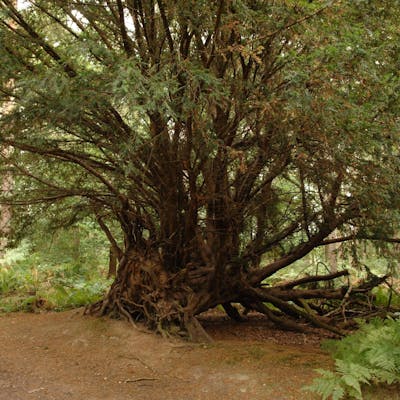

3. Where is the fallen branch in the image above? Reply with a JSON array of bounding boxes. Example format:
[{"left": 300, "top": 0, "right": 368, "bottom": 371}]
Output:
[{"left": 125, "top": 378, "right": 158, "bottom": 383}]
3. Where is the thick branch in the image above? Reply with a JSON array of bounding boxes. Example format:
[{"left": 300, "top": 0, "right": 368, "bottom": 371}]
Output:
[
  {"left": 276, "top": 270, "right": 349, "bottom": 290},
  {"left": 156, "top": 0, "right": 174, "bottom": 53},
  {"left": 319, "top": 235, "right": 400, "bottom": 246},
  {"left": 250, "top": 208, "right": 357, "bottom": 284},
  {"left": 116, "top": 0, "right": 134, "bottom": 56},
  {"left": 96, "top": 214, "right": 123, "bottom": 260},
  {"left": 246, "top": 287, "right": 345, "bottom": 336}
]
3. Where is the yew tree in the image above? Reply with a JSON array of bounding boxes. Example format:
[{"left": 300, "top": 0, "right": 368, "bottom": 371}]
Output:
[{"left": 1, "top": 0, "right": 400, "bottom": 339}]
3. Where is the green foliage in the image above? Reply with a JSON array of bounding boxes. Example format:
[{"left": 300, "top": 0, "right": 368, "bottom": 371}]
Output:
[
  {"left": 0, "top": 223, "right": 110, "bottom": 312},
  {"left": 1, "top": 0, "right": 400, "bottom": 262},
  {"left": 305, "top": 318, "right": 400, "bottom": 399},
  {"left": 372, "top": 286, "right": 400, "bottom": 309},
  {"left": 0, "top": 260, "right": 110, "bottom": 312}
]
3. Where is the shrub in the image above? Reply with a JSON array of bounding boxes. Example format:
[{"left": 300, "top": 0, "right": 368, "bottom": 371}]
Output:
[{"left": 305, "top": 318, "right": 400, "bottom": 399}]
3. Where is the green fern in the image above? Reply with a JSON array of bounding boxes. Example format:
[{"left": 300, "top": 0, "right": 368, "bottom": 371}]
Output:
[
  {"left": 307, "top": 369, "right": 345, "bottom": 400},
  {"left": 304, "top": 318, "right": 400, "bottom": 399}
]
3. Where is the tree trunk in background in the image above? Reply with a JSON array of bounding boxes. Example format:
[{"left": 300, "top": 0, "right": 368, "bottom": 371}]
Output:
[
  {"left": 0, "top": 0, "right": 16, "bottom": 257},
  {"left": 325, "top": 243, "right": 339, "bottom": 273},
  {"left": 325, "top": 234, "right": 339, "bottom": 273},
  {"left": 0, "top": 87, "right": 14, "bottom": 257},
  {"left": 0, "top": 170, "right": 12, "bottom": 256}
]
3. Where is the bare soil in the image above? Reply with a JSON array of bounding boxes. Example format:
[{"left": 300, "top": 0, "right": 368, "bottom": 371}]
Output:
[{"left": 0, "top": 310, "right": 398, "bottom": 400}]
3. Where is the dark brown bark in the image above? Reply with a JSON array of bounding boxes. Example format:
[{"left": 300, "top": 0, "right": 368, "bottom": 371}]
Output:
[
  {"left": 108, "top": 245, "right": 118, "bottom": 278},
  {"left": 86, "top": 244, "right": 392, "bottom": 340}
]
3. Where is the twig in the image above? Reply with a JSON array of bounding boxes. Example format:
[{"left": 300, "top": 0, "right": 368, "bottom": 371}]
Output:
[
  {"left": 341, "top": 282, "right": 353, "bottom": 322},
  {"left": 125, "top": 377, "right": 158, "bottom": 383},
  {"left": 131, "top": 356, "right": 156, "bottom": 373}
]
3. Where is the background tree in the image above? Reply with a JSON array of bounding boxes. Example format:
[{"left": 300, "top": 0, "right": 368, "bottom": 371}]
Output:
[
  {"left": 0, "top": 0, "right": 15, "bottom": 256},
  {"left": 1, "top": 0, "right": 399, "bottom": 339}
]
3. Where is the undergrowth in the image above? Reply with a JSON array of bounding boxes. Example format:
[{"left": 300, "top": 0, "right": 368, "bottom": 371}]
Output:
[
  {"left": 0, "top": 261, "right": 111, "bottom": 312},
  {"left": 305, "top": 318, "right": 400, "bottom": 399},
  {"left": 0, "top": 225, "right": 110, "bottom": 312}
]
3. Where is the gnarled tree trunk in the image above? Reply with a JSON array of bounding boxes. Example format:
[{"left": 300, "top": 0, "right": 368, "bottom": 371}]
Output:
[{"left": 88, "top": 230, "right": 387, "bottom": 340}]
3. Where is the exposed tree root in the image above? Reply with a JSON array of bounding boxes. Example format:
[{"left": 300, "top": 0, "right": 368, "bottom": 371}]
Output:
[
  {"left": 222, "top": 303, "right": 245, "bottom": 322},
  {"left": 249, "top": 301, "right": 308, "bottom": 333},
  {"left": 86, "top": 252, "right": 396, "bottom": 341},
  {"left": 184, "top": 315, "right": 213, "bottom": 343}
]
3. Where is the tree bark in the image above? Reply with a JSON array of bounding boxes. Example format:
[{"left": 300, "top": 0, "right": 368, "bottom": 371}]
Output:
[
  {"left": 325, "top": 233, "right": 340, "bottom": 273},
  {"left": 108, "top": 245, "right": 118, "bottom": 278},
  {"left": 0, "top": 173, "right": 12, "bottom": 256}
]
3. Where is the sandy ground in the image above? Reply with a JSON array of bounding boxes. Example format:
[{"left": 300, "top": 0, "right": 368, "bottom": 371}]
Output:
[
  {"left": 0, "top": 310, "right": 328, "bottom": 400},
  {"left": 0, "top": 310, "right": 397, "bottom": 400}
]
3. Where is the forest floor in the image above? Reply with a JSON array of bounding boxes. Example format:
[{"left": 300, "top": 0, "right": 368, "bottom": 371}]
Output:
[{"left": 0, "top": 309, "right": 399, "bottom": 400}]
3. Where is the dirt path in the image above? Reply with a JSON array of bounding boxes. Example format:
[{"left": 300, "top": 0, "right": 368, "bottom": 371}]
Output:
[{"left": 0, "top": 310, "right": 331, "bottom": 400}]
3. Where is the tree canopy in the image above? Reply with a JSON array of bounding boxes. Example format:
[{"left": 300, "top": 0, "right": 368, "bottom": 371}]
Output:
[{"left": 1, "top": 0, "right": 400, "bottom": 339}]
